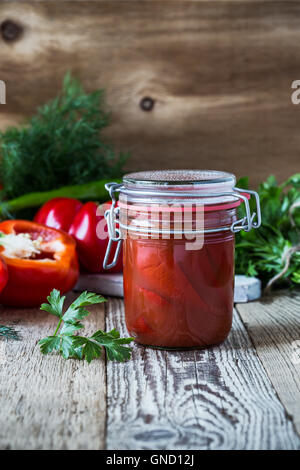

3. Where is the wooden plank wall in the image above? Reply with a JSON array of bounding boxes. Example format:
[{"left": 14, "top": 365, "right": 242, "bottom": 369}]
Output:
[{"left": 0, "top": 1, "right": 299, "bottom": 187}]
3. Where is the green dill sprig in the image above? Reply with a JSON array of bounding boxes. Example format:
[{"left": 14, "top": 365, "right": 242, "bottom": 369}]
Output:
[
  {"left": 38, "top": 289, "right": 133, "bottom": 363},
  {"left": 0, "top": 324, "right": 21, "bottom": 341},
  {"left": 0, "top": 73, "right": 129, "bottom": 201}
]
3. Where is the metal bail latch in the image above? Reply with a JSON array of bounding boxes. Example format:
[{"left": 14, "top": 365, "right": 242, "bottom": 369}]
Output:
[
  {"left": 103, "top": 183, "right": 123, "bottom": 270},
  {"left": 230, "top": 188, "right": 261, "bottom": 233}
]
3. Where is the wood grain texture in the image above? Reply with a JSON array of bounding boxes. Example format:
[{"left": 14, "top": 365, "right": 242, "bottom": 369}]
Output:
[
  {"left": 0, "top": 295, "right": 106, "bottom": 450},
  {"left": 236, "top": 292, "right": 300, "bottom": 437},
  {"left": 0, "top": 1, "right": 299, "bottom": 186},
  {"left": 75, "top": 272, "right": 124, "bottom": 298},
  {"left": 105, "top": 298, "right": 300, "bottom": 450}
]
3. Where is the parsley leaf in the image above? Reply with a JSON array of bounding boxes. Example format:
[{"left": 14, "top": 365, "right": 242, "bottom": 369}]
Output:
[
  {"left": 60, "top": 336, "right": 77, "bottom": 360},
  {"left": 39, "top": 336, "right": 61, "bottom": 355},
  {"left": 60, "top": 321, "right": 83, "bottom": 336},
  {"left": 62, "top": 291, "right": 105, "bottom": 324},
  {"left": 71, "top": 337, "right": 104, "bottom": 364},
  {"left": 40, "top": 289, "right": 65, "bottom": 318},
  {"left": 39, "top": 335, "right": 79, "bottom": 359},
  {"left": 38, "top": 290, "right": 133, "bottom": 363},
  {"left": 72, "top": 329, "right": 134, "bottom": 363},
  {"left": 91, "top": 329, "right": 133, "bottom": 362}
]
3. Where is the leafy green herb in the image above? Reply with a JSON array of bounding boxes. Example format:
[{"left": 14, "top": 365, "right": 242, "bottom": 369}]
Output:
[
  {"left": 0, "top": 73, "right": 129, "bottom": 201},
  {"left": 0, "top": 324, "right": 21, "bottom": 341},
  {"left": 235, "top": 173, "right": 300, "bottom": 290},
  {"left": 72, "top": 329, "right": 133, "bottom": 363},
  {"left": 38, "top": 289, "right": 133, "bottom": 362}
]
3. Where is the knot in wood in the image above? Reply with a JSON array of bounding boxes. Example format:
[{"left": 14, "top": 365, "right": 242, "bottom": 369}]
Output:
[
  {"left": 1, "top": 20, "right": 23, "bottom": 42},
  {"left": 140, "top": 96, "right": 155, "bottom": 112}
]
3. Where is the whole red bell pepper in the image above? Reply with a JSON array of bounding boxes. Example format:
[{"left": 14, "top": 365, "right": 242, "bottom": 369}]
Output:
[
  {"left": 34, "top": 197, "right": 83, "bottom": 232},
  {"left": 69, "top": 201, "right": 123, "bottom": 273},
  {"left": 0, "top": 220, "right": 79, "bottom": 307}
]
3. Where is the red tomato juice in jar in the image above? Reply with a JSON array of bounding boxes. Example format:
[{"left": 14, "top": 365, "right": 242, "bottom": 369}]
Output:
[{"left": 104, "top": 170, "right": 261, "bottom": 349}]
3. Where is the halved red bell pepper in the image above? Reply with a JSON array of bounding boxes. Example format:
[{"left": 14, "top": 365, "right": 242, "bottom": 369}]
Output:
[
  {"left": 0, "top": 220, "right": 79, "bottom": 307},
  {"left": 0, "top": 257, "right": 8, "bottom": 294},
  {"left": 69, "top": 201, "right": 123, "bottom": 273},
  {"left": 34, "top": 197, "right": 83, "bottom": 232}
]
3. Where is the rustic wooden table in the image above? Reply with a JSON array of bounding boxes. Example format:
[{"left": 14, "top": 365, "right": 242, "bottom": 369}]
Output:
[{"left": 0, "top": 292, "right": 299, "bottom": 450}]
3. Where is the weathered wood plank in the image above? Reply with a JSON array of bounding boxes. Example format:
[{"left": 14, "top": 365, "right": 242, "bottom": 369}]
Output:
[
  {"left": 0, "top": 1, "right": 299, "bottom": 185},
  {"left": 0, "top": 295, "right": 106, "bottom": 450},
  {"left": 236, "top": 292, "right": 300, "bottom": 437},
  {"left": 106, "top": 298, "right": 300, "bottom": 450}
]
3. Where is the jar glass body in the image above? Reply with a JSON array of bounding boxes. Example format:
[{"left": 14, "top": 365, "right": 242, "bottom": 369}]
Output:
[{"left": 121, "top": 195, "right": 237, "bottom": 348}]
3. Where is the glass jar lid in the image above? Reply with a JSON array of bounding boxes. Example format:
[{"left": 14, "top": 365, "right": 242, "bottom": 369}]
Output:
[
  {"left": 121, "top": 169, "right": 237, "bottom": 206},
  {"left": 123, "top": 169, "right": 235, "bottom": 188}
]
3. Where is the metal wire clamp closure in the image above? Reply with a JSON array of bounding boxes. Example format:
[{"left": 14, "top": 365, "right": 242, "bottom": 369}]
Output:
[
  {"left": 103, "top": 182, "right": 261, "bottom": 269},
  {"left": 103, "top": 183, "right": 123, "bottom": 270}
]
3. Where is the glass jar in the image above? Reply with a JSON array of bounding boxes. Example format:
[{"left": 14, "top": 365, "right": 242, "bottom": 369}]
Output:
[{"left": 104, "top": 170, "right": 261, "bottom": 349}]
